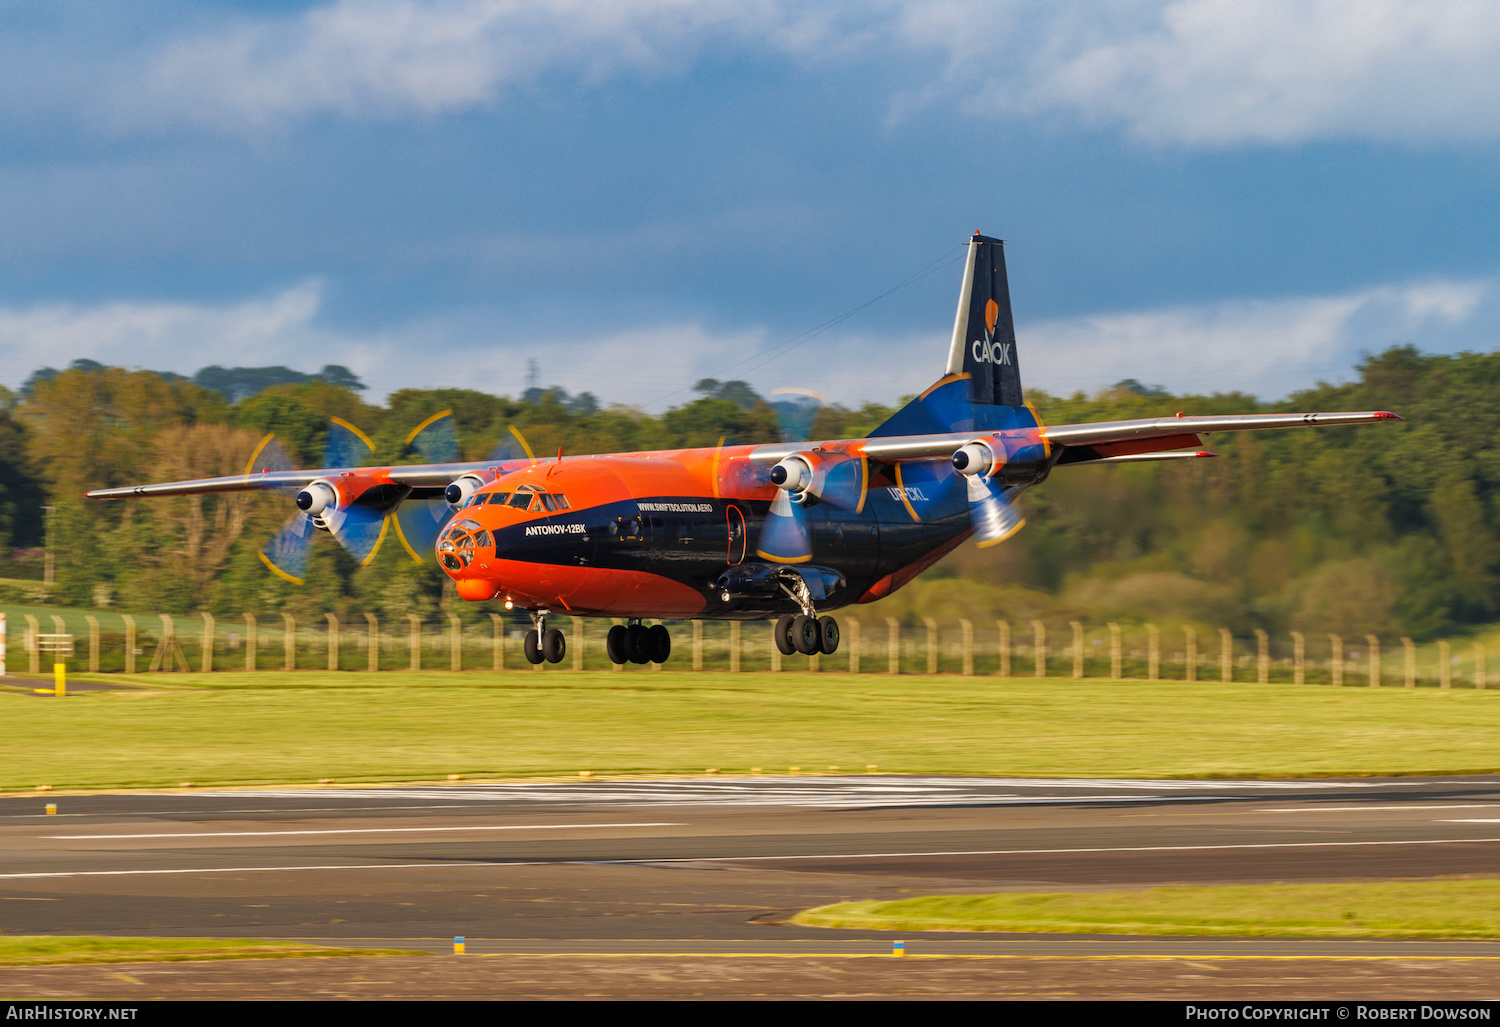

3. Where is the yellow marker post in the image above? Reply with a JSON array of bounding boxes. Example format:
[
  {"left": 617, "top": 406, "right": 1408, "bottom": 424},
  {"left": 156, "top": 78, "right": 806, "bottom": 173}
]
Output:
[
  {"left": 53, "top": 663, "right": 65, "bottom": 698},
  {"left": 892, "top": 940, "right": 905, "bottom": 957},
  {"left": 453, "top": 936, "right": 465, "bottom": 954},
  {"left": 45, "top": 804, "right": 57, "bottom": 815}
]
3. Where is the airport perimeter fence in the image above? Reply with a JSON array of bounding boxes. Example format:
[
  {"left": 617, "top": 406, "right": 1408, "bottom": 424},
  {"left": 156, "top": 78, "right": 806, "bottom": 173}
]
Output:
[{"left": 3, "top": 608, "right": 1496, "bottom": 688}]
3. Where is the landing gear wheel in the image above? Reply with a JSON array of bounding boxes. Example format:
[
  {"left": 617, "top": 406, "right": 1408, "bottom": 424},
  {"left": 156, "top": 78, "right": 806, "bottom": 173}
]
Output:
[
  {"left": 606, "top": 625, "right": 629, "bottom": 665},
  {"left": 522, "top": 629, "right": 544, "bottom": 665},
  {"left": 774, "top": 615, "right": 797, "bottom": 656},
  {"left": 542, "top": 628, "right": 566, "bottom": 664},
  {"left": 791, "top": 614, "right": 820, "bottom": 655},
  {"left": 817, "top": 616, "right": 840, "bottom": 655},
  {"left": 647, "top": 624, "right": 671, "bottom": 664},
  {"left": 627, "top": 623, "right": 651, "bottom": 664}
]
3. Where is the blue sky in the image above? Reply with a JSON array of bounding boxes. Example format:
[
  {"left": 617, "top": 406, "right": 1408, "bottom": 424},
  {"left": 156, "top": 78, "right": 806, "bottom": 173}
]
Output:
[{"left": 2, "top": 0, "right": 1500, "bottom": 409}]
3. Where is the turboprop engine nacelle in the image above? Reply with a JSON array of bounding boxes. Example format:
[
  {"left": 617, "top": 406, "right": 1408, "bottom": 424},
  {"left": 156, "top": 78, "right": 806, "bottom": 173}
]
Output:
[
  {"left": 951, "top": 440, "right": 1002, "bottom": 478},
  {"left": 295, "top": 479, "right": 340, "bottom": 516},
  {"left": 445, "top": 472, "right": 496, "bottom": 506},
  {"left": 769, "top": 454, "right": 822, "bottom": 505}
]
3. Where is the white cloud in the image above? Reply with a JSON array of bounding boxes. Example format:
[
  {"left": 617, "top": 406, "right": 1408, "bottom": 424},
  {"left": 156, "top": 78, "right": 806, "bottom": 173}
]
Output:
[
  {"left": 0, "top": 282, "right": 327, "bottom": 380},
  {"left": 1005, "top": 0, "right": 1500, "bottom": 145},
  {"left": 1018, "top": 278, "right": 1492, "bottom": 399},
  {"left": 2, "top": 275, "right": 1492, "bottom": 412}
]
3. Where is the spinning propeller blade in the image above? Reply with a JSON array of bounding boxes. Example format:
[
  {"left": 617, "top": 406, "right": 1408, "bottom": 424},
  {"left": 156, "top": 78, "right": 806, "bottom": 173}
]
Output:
[
  {"left": 395, "top": 410, "right": 460, "bottom": 562},
  {"left": 966, "top": 473, "right": 1025, "bottom": 547},
  {"left": 756, "top": 488, "right": 814, "bottom": 564}
]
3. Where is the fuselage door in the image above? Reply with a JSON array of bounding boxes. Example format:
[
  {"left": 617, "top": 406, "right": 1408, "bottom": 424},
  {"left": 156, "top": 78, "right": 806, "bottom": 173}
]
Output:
[{"left": 726, "top": 504, "right": 746, "bottom": 566}]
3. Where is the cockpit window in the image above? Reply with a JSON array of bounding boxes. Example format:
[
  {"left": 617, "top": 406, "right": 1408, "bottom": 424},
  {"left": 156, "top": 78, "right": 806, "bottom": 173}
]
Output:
[
  {"left": 507, "top": 492, "right": 533, "bottom": 509},
  {"left": 539, "top": 493, "right": 562, "bottom": 512},
  {"left": 468, "top": 494, "right": 488, "bottom": 507}
]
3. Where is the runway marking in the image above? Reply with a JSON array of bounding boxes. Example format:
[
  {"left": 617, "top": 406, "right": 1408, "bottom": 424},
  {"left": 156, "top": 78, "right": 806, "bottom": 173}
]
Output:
[
  {"left": 45, "top": 822, "right": 678, "bottom": 840},
  {"left": 1255, "top": 805, "right": 1500, "bottom": 813},
  {"left": 5, "top": 835, "right": 1500, "bottom": 880},
  {"left": 459, "top": 952, "right": 1500, "bottom": 962},
  {"left": 1442, "top": 819, "right": 1500, "bottom": 823}
]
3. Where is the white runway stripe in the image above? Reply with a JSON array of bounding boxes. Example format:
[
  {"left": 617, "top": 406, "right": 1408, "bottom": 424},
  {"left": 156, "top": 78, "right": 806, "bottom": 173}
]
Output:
[
  {"left": 4, "top": 835, "right": 1498, "bottom": 880},
  {"left": 47, "top": 822, "right": 678, "bottom": 840}
]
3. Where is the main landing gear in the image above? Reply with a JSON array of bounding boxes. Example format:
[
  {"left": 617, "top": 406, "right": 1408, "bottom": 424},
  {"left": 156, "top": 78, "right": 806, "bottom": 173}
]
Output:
[
  {"left": 774, "top": 573, "right": 840, "bottom": 657},
  {"left": 606, "top": 620, "right": 671, "bottom": 666},
  {"left": 522, "top": 611, "right": 566, "bottom": 665},
  {"left": 775, "top": 613, "right": 840, "bottom": 656}
]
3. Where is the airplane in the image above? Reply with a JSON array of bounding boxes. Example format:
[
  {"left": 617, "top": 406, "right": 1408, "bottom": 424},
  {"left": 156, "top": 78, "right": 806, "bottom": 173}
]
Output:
[{"left": 86, "top": 232, "right": 1402, "bottom": 668}]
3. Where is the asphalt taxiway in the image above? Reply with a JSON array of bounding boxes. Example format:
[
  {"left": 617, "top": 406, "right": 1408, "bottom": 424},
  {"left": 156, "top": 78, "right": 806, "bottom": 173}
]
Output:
[{"left": 2, "top": 775, "right": 1498, "bottom": 997}]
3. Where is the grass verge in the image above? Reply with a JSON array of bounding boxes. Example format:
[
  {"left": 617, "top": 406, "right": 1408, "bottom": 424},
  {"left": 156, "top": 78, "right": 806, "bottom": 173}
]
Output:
[
  {"left": 0, "top": 937, "right": 426, "bottom": 966},
  {"left": 794, "top": 879, "right": 1500, "bottom": 939},
  {"left": 3, "top": 671, "right": 1499, "bottom": 790}
]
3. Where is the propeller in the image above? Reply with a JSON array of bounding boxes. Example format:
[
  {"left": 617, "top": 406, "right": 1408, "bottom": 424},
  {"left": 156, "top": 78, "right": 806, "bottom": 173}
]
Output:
[
  {"left": 257, "top": 412, "right": 466, "bottom": 583},
  {"left": 756, "top": 451, "right": 869, "bottom": 564},
  {"left": 951, "top": 440, "right": 1025, "bottom": 547}
]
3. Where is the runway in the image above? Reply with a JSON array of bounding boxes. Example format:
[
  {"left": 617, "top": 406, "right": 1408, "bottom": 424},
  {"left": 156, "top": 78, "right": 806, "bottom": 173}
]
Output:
[{"left": 2, "top": 775, "right": 1499, "bottom": 998}]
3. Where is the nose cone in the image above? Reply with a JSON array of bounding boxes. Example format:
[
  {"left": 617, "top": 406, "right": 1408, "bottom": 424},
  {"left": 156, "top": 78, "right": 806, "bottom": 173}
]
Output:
[{"left": 455, "top": 578, "right": 498, "bottom": 601}]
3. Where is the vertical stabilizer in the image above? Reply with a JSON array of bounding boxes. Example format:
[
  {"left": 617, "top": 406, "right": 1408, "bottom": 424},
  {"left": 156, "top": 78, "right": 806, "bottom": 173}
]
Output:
[{"left": 944, "top": 233, "right": 1022, "bottom": 407}]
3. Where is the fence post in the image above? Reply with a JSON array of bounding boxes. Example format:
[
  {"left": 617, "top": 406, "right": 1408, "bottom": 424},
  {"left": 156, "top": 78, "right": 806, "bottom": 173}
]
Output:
[
  {"left": 1439, "top": 639, "right": 1451, "bottom": 689},
  {"left": 450, "top": 613, "right": 463, "bottom": 672},
  {"left": 1147, "top": 624, "right": 1159, "bottom": 681},
  {"left": 366, "top": 613, "right": 379, "bottom": 672},
  {"left": 571, "top": 616, "right": 584, "bottom": 672},
  {"left": 282, "top": 613, "right": 296, "bottom": 671},
  {"left": 729, "top": 621, "right": 741, "bottom": 673},
  {"left": 86, "top": 615, "right": 100, "bottom": 673},
  {"left": 200, "top": 612, "right": 214, "bottom": 673},
  {"left": 847, "top": 617, "right": 860, "bottom": 674},
  {"left": 1401, "top": 637, "right": 1415, "bottom": 688},
  {"left": 25, "top": 614, "right": 39, "bottom": 674},
  {"left": 408, "top": 615, "right": 421, "bottom": 671},
  {"left": 1291, "top": 631, "right": 1305, "bottom": 685},
  {"left": 1366, "top": 634, "right": 1381, "bottom": 688},
  {"left": 123, "top": 614, "right": 136, "bottom": 674},
  {"left": 1329, "top": 634, "right": 1342, "bottom": 687},
  {"left": 489, "top": 613, "right": 504, "bottom": 671},
  {"left": 1219, "top": 628, "right": 1232, "bottom": 683},
  {"left": 1070, "top": 621, "right": 1084, "bottom": 678},
  {"left": 924, "top": 617, "right": 939, "bottom": 675},
  {"left": 997, "top": 620, "right": 1010, "bottom": 677},
  {"left": 1475, "top": 642, "right": 1486, "bottom": 690},
  {"left": 1255, "top": 628, "right": 1269, "bottom": 685},
  {"left": 770, "top": 621, "right": 782, "bottom": 673},
  {"left": 1032, "top": 620, "right": 1046, "bottom": 678},
  {"left": 691, "top": 619, "right": 703, "bottom": 671},
  {"left": 1184, "top": 625, "right": 1197, "bottom": 682},
  {"left": 243, "top": 614, "right": 256, "bottom": 672},
  {"left": 887, "top": 617, "right": 900, "bottom": 675},
  {"left": 960, "top": 618, "right": 974, "bottom": 676},
  {"left": 326, "top": 613, "right": 340, "bottom": 672},
  {"left": 1109, "top": 622, "right": 1122, "bottom": 679}
]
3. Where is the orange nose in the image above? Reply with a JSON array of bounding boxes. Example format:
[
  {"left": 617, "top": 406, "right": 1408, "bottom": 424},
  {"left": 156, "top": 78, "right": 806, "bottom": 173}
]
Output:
[{"left": 455, "top": 579, "right": 498, "bottom": 601}]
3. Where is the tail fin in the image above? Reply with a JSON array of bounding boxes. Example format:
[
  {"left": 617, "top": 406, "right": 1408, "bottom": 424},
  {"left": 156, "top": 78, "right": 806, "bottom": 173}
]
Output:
[{"left": 870, "top": 233, "right": 1035, "bottom": 438}]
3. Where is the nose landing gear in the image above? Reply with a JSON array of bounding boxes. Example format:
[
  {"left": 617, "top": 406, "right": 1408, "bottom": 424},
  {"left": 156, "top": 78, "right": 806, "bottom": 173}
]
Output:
[
  {"left": 606, "top": 620, "right": 671, "bottom": 665},
  {"left": 522, "top": 611, "right": 566, "bottom": 665}
]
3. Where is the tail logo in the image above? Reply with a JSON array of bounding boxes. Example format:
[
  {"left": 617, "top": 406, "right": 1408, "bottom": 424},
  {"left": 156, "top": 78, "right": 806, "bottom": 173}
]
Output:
[{"left": 972, "top": 296, "right": 1010, "bottom": 364}]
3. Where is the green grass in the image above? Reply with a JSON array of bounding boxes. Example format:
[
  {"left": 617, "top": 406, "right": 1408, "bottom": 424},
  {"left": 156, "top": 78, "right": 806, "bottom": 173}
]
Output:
[
  {"left": 2, "top": 671, "right": 1499, "bottom": 790},
  {"left": 794, "top": 879, "right": 1500, "bottom": 938},
  {"left": 0, "top": 936, "right": 425, "bottom": 966}
]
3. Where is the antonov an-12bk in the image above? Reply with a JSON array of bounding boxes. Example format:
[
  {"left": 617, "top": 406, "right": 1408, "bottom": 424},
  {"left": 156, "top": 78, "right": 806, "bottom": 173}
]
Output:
[{"left": 88, "top": 233, "right": 1401, "bottom": 666}]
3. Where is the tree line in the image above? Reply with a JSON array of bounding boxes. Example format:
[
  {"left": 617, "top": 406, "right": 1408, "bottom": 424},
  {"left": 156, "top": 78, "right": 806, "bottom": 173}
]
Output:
[{"left": 0, "top": 346, "right": 1492, "bottom": 639}]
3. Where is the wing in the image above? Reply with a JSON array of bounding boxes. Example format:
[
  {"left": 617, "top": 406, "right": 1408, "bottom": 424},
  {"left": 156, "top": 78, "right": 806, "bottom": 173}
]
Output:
[
  {"left": 747, "top": 410, "right": 1402, "bottom": 468},
  {"left": 83, "top": 461, "right": 527, "bottom": 499}
]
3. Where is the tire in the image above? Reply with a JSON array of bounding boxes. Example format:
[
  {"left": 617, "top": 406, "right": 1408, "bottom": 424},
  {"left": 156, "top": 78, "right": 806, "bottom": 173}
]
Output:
[
  {"left": 522, "top": 629, "right": 544, "bottom": 665},
  {"left": 817, "top": 616, "right": 840, "bottom": 655},
  {"left": 542, "top": 628, "right": 566, "bottom": 664},
  {"left": 647, "top": 624, "right": 671, "bottom": 664},
  {"left": 627, "top": 623, "right": 650, "bottom": 664},
  {"left": 791, "top": 614, "right": 820, "bottom": 655},
  {"left": 606, "top": 624, "right": 629, "bottom": 665},
  {"left": 774, "top": 614, "right": 797, "bottom": 656}
]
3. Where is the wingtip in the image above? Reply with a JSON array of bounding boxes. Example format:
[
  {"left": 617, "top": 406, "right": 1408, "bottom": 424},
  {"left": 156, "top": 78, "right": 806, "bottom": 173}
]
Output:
[{"left": 1374, "top": 411, "right": 1404, "bottom": 421}]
